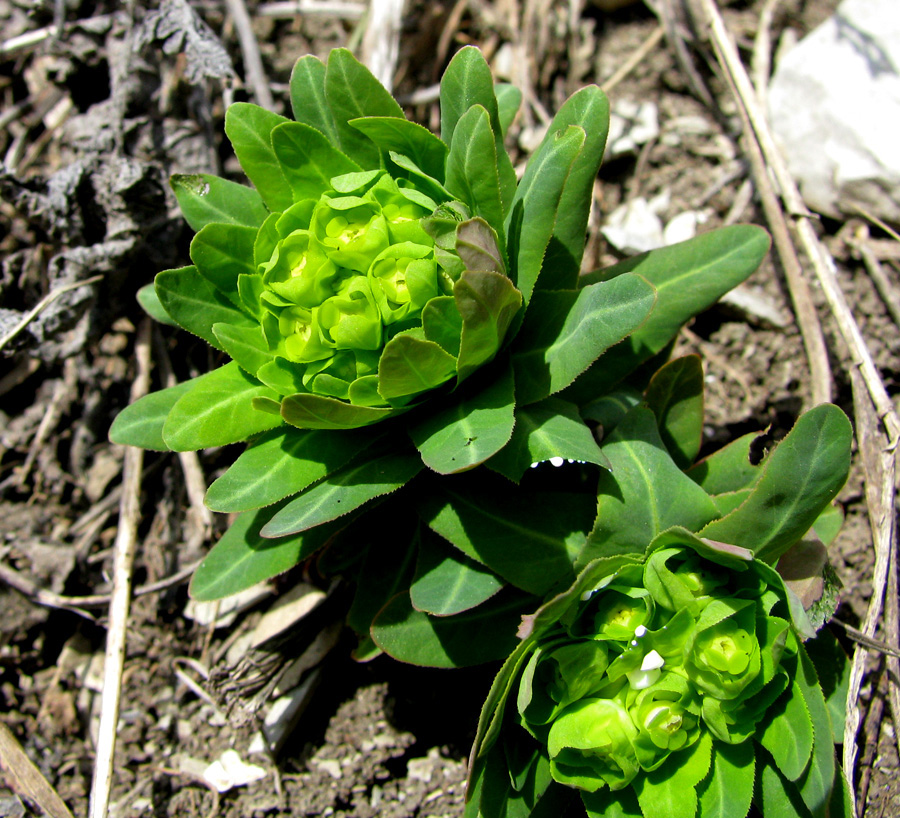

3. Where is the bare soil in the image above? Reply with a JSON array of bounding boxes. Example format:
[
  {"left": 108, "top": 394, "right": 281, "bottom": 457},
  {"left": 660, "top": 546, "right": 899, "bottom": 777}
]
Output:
[{"left": 1, "top": 1, "right": 898, "bottom": 816}]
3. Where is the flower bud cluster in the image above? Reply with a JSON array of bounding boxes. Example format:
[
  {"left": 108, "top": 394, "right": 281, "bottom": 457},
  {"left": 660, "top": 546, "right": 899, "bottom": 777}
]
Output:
[
  {"left": 258, "top": 170, "right": 445, "bottom": 404},
  {"left": 515, "top": 546, "right": 796, "bottom": 793}
]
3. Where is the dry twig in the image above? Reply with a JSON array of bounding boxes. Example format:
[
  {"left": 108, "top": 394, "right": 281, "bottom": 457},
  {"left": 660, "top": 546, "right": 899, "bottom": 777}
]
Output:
[
  {"left": 223, "top": 0, "right": 275, "bottom": 110},
  {"left": 87, "top": 318, "right": 153, "bottom": 818},
  {"left": 361, "top": 0, "right": 405, "bottom": 93},
  {"left": 0, "top": 723, "right": 75, "bottom": 818}
]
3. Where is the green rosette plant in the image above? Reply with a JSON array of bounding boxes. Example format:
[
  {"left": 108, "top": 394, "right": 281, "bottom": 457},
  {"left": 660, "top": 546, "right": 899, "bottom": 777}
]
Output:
[
  {"left": 465, "top": 390, "right": 855, "bottom": 818},
  {"left": 109, "top": 44, "right": 847, "bottom": 679}
]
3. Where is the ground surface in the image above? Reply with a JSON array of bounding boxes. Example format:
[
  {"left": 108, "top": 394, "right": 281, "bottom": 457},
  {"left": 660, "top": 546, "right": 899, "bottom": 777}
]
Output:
[{"left": 1, "top": 0, "right": 899, "bottom": 816}]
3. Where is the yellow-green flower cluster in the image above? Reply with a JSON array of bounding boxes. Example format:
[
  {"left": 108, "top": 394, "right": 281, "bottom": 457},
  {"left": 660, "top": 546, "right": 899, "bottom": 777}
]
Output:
[{"left": 515, "top": 546, "right": 797, "bottom": 793}]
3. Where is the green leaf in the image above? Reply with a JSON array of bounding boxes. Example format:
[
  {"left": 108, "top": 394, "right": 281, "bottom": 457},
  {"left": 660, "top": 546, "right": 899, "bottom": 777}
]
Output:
[
  {"left": 634, "top": 731, "right": 713, "bottom": 818},
  {"left": 155, "top": 265, "right": 255, "bottom": 350},
  {"left": 455, "top": 271, "right": 522, "bottom": 382},
  {"left": 487, "top": 397, "right": 609, "bottom": 483},
  {"left": 224, "top": 103, "right": 293, "bottom": 213},
  {"left": 212, "top": 322, "right": 273, "bottom": 376},
  {"left": 759, "top": 752, "right": 813, "bottom": 818},
  {"left": 170, "top": 174, "right": 269, "bottom": 233},
  {"left": 409, "top": 362, "right": 516, "bottom": 474},
  {"left": 504, "top": 125, "right": 585, "bottom": 304},
  {"left": 325, "top": 48, "right": 404, "bottom": 167},
  {"left": 696, "top": 741, "right": 755, "bottom": 818},
  {"left": 370, "top": 587, "right": 529, "bottom": 668},
  {"left": 136, "top": 283, "right": 178, "bottom": 327},
  {"left": 410, "top": 531, "right": 504, "bottom": 616},
  {"left": 417, "top": 471, "right": 594, "bottom": 595},
  {"left": 539, "top": 86, "right": 610, "bottom": 287},
  {"left": 644, "top": 355, "right": 705, "bottom": 469},
  {"left": 271, "top": 121, "right": 361, "bottom": 203},
  {"left": 698, "top": 405, "right": 852, "bottom": 564},
  {"left": 190, "top": 223, "right": 258, "bottom": 305},
  {"left": 456, "top": 218, "right": 506, "bottom": 275},
  {"left": 579, "top": 406, "right": 721, "bottom": 566},
  {"left": 162, "top": 362, "right": 283, "bottom": 451},
  {"left": 347, "top": 519, "right": 419, "bottom": 637},
  {"left": 805, "top": 629, "right": 851, "bottom": 744},
  {"left": 567, "top": 225, "right": 771, "bottom": 400},
  {"left": 260, "top": 450, "right": 423, "bottom": 537},
  {"left": 189, "top": 503, "right": 339, "bottom": 601},
  {"left": 445, "top": 106, "right": 504, "bottom": 237},
  {"left": 580, "top": 387, "right": 643, "bottom": 435},
  {"left": 512, "top": 273, "right": 656, "bottom": 406},
  {"left": 812, "top": 503, "right": 844, "bottom": 547},
  {"left": 582, "top": 786, "right": 643, "bottom": 818},
  {"left": 758, "top": 679, "right": 815, "bottom": 781},
  {"left": 795, "top": 642, "right": 837, "bottom": 818},
  {"left": 349, "top": 116, "right": 448, "bottom": 182},
  {"left": 686, "top": 430, "right": 763, "bottom": 495},
  {"left": 109, "top": 378, "right": 198, "bottom": 450},
  {"left": 280, "top": 393, "right": 397, "bottom": 429},
  {"left": 289, "top": 54, "right": 338, "bottom": 142},
  {"left": 377, "top": 334, "right": 458, "bottom": 403},
  {"left": 494, "top": 83, "right": 522, "bottom": 137},
  {"left": 439, "top": 46, "right": 517, "bottom": 208},
  {"left": 421, "top": 295, "right": 463, "bottom": 357},
  {"left": 205, "top": 426, "right": 378, "bottom": 512}
]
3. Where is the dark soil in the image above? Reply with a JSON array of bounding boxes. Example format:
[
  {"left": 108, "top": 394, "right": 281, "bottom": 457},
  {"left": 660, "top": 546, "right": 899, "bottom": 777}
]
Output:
[{"left": 1, "top": 0, "right": 898, "bottom": 816}]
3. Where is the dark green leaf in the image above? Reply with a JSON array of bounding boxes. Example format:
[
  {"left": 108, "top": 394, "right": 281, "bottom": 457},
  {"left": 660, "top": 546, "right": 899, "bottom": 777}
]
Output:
[
  {"left": 411, "top": 531, "right": 504, "bottom": 616},
  {"left": 698, "top": 405, "right": 852, "bottom": 564},
  {"left": 271, "top": 121, "right": 361, "bottom": 202},
  {"left": 644, "top": 354, "right": 705, "bottom": 469},
  {"left": 189, "top": 503, "right": 339, "bottom": 601},
  {"left": 804, "top": 629, "right": 851, "bottom": 744},
  {"left": 582, "top": 786, "right": 643, "bottom": 818},
  {"left": 487, "top": 397, "right": 609, "bottom": 483},
  {"left": 170, "top": 173, "right": 269, "bottom": 232},
  {"left": 260, "top": 450, "right": 423, "bottom": 536},
  {"left": 377, "top": 334, "right": 458, "bottom": 403},
  {"left": 686, "top": 430, "right": 763, "bottom": 495},
  {"left": 579, "top": 406, "right": 720, "bottom": 566},
  {"left": 280, "top": 393, "right": 398, "bottom": 429},
  {"left": 439, "top": 46, "right": 517, "bottom": 209},
  {"left": 580, "top": 387, "right": 643, "bottom": 436},
  {"left": 759, "top": 679, "right": 815, "bottom": 781},
  {"left": 205, "top": 426, "right": 377, "bottom": 512},
  {"left": 696, "top": 741, "right": 755, "bottom": 818},
  {"left": 456, "top": 218, "right": 506, "bottom": 275},
  {"left": 155, "top": 265, "right": 255, "bottom": 350},
  {"left": 224, "top": 103, "right": 292, "bottom": 213},
  {"left": 325, "top": 48, "right": 404, "bottom": 167},
  {"left": 136, "top": 283, "right": 177, "bottom": 327},
  {"left": 446, "top": 106, "right": 504, "bottom": 237},
  {"left": 212, "top": 322, "right": 273, "bottom": 376},
  {"left": 504, "top": 125, "right": 585, "bottom": 304},
  {"left": 162, "top": 362, "right": 283, "bottom": 450},
  {"left": 759, "top": 753, "right": 813, "bottom": 818},
  {"left": 370, "top": 587, "right": 529, "bottom": 668},
  {"left": 455, "top": 270, "right": 522, "bottom": 382},
  {"left": 409, "top": 363, "right": 516, "bottom": 475},
  {"left": 538, "top": 86, "right": 609, "bottom": 287},
  {"left": 109, "top": 378, "right": 198, "bottom": 450},
  {"left": 289, "top": 54, "right": 338, "bottom": 142},
  {"left": 494, "top": 83, "right": 522, "bottom": 137},
  {"left": 512, "top": 273, "right": 656, "bottom": 406},
  {"left": 417, "top": 472, "right": 593, "bottom": 595},
  {"left": 795, "top": 643, "right": 837, "bottom": 818},
  {"left": 349, "top": 116, "right": 448, "bottom": 182},
  {"left": 190, "top": 223, "right": 258, "bottom": 304},
  {"left": 567, "top": 225, "right": 771, "bottom": 400}
]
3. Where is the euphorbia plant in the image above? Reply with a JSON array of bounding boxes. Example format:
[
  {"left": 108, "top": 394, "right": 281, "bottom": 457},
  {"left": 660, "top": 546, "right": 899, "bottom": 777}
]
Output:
[{"left": 110, "top": 45, "right": 855, "bottom": 816}]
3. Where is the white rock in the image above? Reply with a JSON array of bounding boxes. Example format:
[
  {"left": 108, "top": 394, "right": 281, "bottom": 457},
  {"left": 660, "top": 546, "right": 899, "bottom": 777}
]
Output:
[
  {"left": 202, "top": 749, "right": 267, "bottom": 793},
  {"left": 602, "top": 198, "right": 664, "bottom": 254},
  {"left": 663, "top": 210, "right": 709, "bottom": 245},
  {"left": 768, "top": 0, "right": 900, "bottom": 223},
  {"left": 606, "top": 99, "right": 659, "bottom": 159}
]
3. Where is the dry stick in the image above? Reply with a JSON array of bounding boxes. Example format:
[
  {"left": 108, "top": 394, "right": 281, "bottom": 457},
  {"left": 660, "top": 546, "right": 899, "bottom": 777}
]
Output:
[
  {"left": 0, "top": 274, "right": 104, "bottom": 354},
  {"left": 223, "top": 0, "right": 275, "bottom": 111},
  {"left": 855, "top": 233, "right": 900, "bottom": 329},
  {"left": 600, "top": 25, "right": 665, "bottom": 94},
  {"left": 361, "top": 0, "right": 405, "bottom": 93},
  {"left": 256, "top": 0, "right": 366, "bottom": 17},
  {"left": 0, "top": 723, "right": 75, "bottom": 818},
  {"left": 750, "top": 0, "right": 782, "bottom": 103},
  {"left": 87, "top": 317, "right": 153, "bottom": 818}
]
